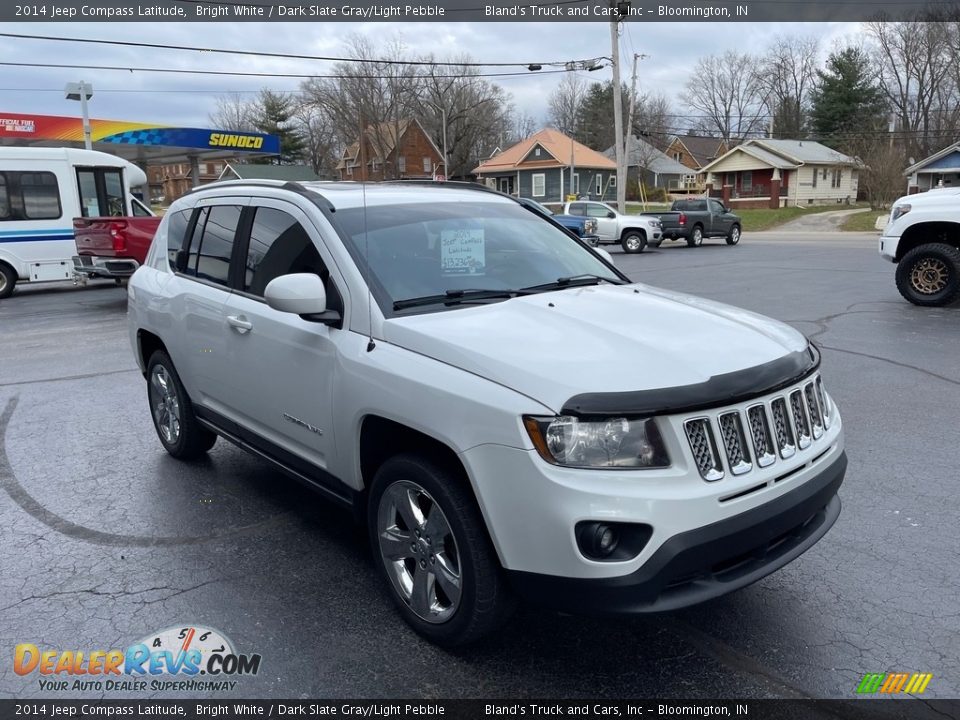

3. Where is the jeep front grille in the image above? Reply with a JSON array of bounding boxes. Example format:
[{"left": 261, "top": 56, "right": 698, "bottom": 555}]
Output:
[
  {"left": 718, "top": 412, "right": 752, "bottom": 475},
  {"left": 683, "top": 375, "right": 832, "bottom": 482},
  {"left": 684, "top": 418, "right": 724, "bottom": 481}
]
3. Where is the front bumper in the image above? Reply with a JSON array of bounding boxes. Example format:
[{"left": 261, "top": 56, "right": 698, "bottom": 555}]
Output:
[
  {"left": 507, "top": 451, "right": 845, "bottom": 614},
  {"left": 72, "top": 255, "right": 139, "bottom": 279},
  {"left": 581, "top": 234, "right": 601, "bottom": 246},
  {"left": 878, "top": 236, "right": 898, "bottom": 262}
]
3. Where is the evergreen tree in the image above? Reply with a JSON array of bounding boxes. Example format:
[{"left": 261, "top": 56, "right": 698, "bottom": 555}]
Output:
[
  {"left": 809, "top": 48, "right": 888, "bottom": 151},
  {"left": 251, "top": 90, "right": 306, "bottom": 165},
  {"left": 573, "top": 81, "right": 630, "bottom": 151}
]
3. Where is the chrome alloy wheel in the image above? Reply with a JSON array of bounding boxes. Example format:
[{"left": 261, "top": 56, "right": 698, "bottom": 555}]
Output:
[
  {"left": 910, "top": 257, "right": 949, "bottom": 295},
  {"left": 377, "top": 480, "right": 462, "bottom": 624},
  {"left": 149, "top": 364, "right": 181, "bottom": 445},
  {"left": 624, "top": 235, "right": 642, "bottom": 252}
]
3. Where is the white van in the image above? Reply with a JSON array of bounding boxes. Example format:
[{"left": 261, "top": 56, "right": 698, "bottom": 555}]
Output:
[{"left": 0, "top": 147, "right": 153, "bottom": 299}]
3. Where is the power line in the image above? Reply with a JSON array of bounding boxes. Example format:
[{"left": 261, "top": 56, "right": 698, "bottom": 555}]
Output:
[
  {"left": 0, "top": 61, "right": 583, "bottom": 80},
  {"left": 0, "top": 31, "right": 602, "bottom": 69}
]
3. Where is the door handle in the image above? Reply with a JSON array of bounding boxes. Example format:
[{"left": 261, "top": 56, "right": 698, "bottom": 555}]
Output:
[{"left": 227, "top": 315, "right": 253, "bottom": 334}]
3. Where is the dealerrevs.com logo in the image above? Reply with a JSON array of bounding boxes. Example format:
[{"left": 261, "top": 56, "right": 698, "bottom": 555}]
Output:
[{"left": 14, "top": 625, "right": 261, "bottom": 693}]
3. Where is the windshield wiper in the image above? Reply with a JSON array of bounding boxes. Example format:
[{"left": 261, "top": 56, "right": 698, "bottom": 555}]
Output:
[
  {"left": 520, "top": 274, "right": 626, "bottom": 293},
  {"left": 393, "top": 288, "right": 528, "bottom": 311}
]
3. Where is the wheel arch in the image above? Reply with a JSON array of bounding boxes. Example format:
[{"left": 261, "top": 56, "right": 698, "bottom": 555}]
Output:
[
  {"left": 136, "top": 329, "right": 168, "bottom": 377},
  {"left": 896, "top": 222, "right": 960, "bottom": 262},
  {"left": 619, "top": 227, "right": 647, "bottom": 241}
]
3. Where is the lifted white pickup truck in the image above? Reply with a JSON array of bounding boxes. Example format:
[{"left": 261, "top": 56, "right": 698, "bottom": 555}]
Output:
[{"left": 879, "top": 187, "right": 960, "bottom": 306}]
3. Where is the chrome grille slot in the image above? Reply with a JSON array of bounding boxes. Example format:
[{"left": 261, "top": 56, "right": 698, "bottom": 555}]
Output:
[
  {"left": 684, "top": 418, "right": 724, "bottom": 481},
  {"left": 789, "top": 390, "right": 812, "bottom": 449},
  {"left": 816, "top": 377, "right": 831, "bottom": 429},
  {"left": 746, "top": 404, "right": 776, "bottom": 468},
  {"left": 804, "top": 382, "right": 824, "bottom": 439},
  {"left": 771, "top": 397, "right": 796, "bottom": 458},
  {"left": 718, "top": 411, "right": 752, "bottom": 475}
]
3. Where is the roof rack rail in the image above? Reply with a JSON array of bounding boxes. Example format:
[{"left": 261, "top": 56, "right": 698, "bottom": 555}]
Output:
[{"left": 380, "top": 178, "right": 520, "bottom": 202}]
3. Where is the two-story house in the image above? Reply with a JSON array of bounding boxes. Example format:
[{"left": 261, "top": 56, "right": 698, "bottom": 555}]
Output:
[{"left": 337, "top": 119, "right": 444, "bottom": 182}]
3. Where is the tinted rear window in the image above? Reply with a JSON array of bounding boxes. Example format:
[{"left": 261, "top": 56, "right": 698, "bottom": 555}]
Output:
[
  {"left": 165, "top": 210, "right": 191, "bottom": 271},
  {"left": 194, "top": 205, "right": 241, "bottom": 287}
]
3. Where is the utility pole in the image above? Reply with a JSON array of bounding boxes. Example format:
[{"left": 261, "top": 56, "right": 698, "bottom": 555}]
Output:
[
  {"left": 610, "top": 9, "right": 626, "bottom": 213},
  {"left": 625, "top": 53, "right": 646, "bottom": 210}
]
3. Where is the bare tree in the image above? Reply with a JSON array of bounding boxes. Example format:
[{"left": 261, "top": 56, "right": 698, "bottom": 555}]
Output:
[
  {"left": 509, "top": 112, "right": 539, "bottom": 144},
  {"left": 680, "top": 51, "right": 767, "bottom": 142},
  {"left": 301, "top": 35, "right": 422, "bottom": 179},
  {"left": 293, "top": 104, "right": 338, "bottom": 178},
  {"left": 849, "top": 136, "right": 909, "bottom": 209},
  {"left": 419, "top": 55, "right": 514, "bottom": 178},
  {"left": 760, "top": 35, "right": 820, "bottom": 138},
  {"left": 209, "top": 93, "right": 256, "bottom": 131},
  {"left": 548, "top": 73, "right": 587, "bottom": 137},
  {"left": 632, "top": 91, "right": 673, "bottom": 148},
  {"left": 867, "top": 18, "right": 960, "bottom": 158}
]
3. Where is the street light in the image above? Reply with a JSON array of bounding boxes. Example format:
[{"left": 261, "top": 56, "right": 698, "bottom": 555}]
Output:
[{"left": 64, "top": 81, "right": 93, "bottom": 151}]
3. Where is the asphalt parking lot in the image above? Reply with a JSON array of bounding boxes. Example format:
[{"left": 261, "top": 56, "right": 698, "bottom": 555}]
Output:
[{"left": 1, "top": 230, "right": 958, "bottom": 706}]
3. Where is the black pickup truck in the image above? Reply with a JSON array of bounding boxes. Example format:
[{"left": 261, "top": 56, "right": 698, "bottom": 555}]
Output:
[{"left": 641, "top": 198, "right": 742, "bottom": 247}]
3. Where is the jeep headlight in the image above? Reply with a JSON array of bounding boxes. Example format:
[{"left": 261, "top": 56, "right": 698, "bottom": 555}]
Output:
[
  {"left": 524, "top": 416, "right": 670, "bottom": 469},
  {"left": 891, "top": 204, "right": 911, "bottom": 222},
  {"left": 584, "top": 218, "right": 598, "bottom": 234}
]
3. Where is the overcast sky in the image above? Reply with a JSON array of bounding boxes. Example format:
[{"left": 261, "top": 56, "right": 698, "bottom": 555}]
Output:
[{"left": 1, "top": 22, "right": 860, "bottom": 130}]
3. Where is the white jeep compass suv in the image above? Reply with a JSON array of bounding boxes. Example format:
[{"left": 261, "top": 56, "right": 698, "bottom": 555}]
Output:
[{"left": 128, "top": 180, "right": 846, "bottom": 646}]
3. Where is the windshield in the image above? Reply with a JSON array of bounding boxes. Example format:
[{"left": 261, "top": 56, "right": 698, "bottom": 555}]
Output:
[{"left": 333, "top": 201, "right": 623, "bottom": 315}]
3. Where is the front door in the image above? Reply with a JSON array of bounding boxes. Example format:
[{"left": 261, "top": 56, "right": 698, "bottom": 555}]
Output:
[
  {"left": 220, "top": 200, "right": 344, "bottom": 474},
  {"left": 586, "top": 202, "right": 618, "bottom": 242}
]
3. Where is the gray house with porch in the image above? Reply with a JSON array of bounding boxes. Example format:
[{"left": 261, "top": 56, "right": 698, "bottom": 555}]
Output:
[
  {"left": 905, "top": 142, "right": 960, "bottom": 193},
  {"left": 472, "top": 128, "right": 617, "bottom": 203}
]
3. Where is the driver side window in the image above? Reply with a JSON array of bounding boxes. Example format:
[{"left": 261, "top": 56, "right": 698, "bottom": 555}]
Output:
[{"left": 586, "top": 204, "right": 610, "bottom": 218}]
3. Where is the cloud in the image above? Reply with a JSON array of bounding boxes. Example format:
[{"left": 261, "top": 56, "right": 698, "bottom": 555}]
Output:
[{"left": 0, "top": 21, "right": 860, "bottom": 129}]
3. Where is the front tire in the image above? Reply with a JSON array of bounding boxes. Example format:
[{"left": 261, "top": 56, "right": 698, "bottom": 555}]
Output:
[
  {"left": 726, "top": 225, "right": 741, "bottom": 245},
  {"left": 146, "top": 350, "right": 217, "bottom": 460},
  {"left": 687, "top": 226, "right": 704, "bottom": 247},
  {"left": 621, "top": 231, "right": 646, "bottom": 254},
  {"left": 895, "top": 243, "right": 960, "bottom": 307},
  {"left": 369, "top": 454, "right": 513, "bottom": 646},
  {"left": 0, "top": 263, "right": 17, "bottom": 299}
]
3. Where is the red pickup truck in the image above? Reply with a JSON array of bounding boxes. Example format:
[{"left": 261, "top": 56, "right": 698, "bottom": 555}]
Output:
[{"left": 72, "top": 200, "right": 160, "bottom": 281}]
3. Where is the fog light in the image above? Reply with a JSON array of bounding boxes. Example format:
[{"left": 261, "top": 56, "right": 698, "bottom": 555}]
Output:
[{"left": 576, "top": 521, "right": 652, "bottom": 562}]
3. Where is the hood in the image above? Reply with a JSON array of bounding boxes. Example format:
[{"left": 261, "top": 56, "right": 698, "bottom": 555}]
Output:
[
  {"left": 893, "top": 187, "right": 960, "bottom": 207},
  {"left": 383, "top": 284, "right": 810, "bottom": 414}
]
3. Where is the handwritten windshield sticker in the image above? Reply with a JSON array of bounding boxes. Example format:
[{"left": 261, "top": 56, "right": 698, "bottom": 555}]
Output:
[{"left": 441, "top": 229, "right": 485, "bottom": 275}]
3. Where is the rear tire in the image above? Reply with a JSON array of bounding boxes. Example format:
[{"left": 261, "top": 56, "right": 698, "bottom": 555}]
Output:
[
  {"left": 895, "top": 243, "right": 960, "bottom": 307},
  {"left": 687, "top": 226, "right": 704, "bottom": 247},
  {"left": 0, "top": 263, "right": 17, "bottom": 299},
  {"left": 726, "top": 225, "right": 741, "bottom": 245},
  {"left": 369, "top": 454, "right": 514, "bottom": 647},
  {"left": 146, "top": 350, "right": 217, "bottom": 460},
  {"left": 621, "top": 231, "right": 647, "bottom": 254}
]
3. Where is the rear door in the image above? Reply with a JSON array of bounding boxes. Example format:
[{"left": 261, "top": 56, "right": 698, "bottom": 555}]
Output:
[
  {"left": 220, "top": 199, "right": 347, "bottom": 475},
  {"left": 165, "top": 198, "right": 248, "bottom": 406}
]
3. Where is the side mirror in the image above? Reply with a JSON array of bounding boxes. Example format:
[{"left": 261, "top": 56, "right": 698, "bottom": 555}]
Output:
[
  {"left": 606, "top": 211, "right": 616, "bottom": 219},
  {"left": 593, "top": 247, "right": 615, "bottom": 265},
  {"left": 264, "top": 273, "right": 340, "bottom": 325}
]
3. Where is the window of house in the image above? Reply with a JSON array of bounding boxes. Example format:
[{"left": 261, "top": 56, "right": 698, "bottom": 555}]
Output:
[
  {"left": 347, "top": 166, "right": 353, "bottom": 177},
  {"left": 423, "top": 157, "right": 432, "bottom": 174},
  {"left": 834, "top": 169, "right": 843, "bottom": 188},
  {"left": 572, "top": 173, "right": 580, "bottom": 194},
  {"left": 595, "top": 174, "right": 602, "bottom": 195},
  {"left": 609, "top": 175, "right": 617, "bottom": 187},
  {"left": 532, "top": 173, "right": 546, "bottom": 197},
  {"left": 535, "top": 147, "right": 541, "bottom": 157},
  {"left": 741, "top": 170, "right": 753, "bottom": 191},
  {"left": 673, "top": 152, "right": 682, "bottom": 162},
  {"left": 398, "top": 156, "right": 406, "bottom": 174},
  {"left": 812, "top": 167, "right": 818, "bottom": 187}
]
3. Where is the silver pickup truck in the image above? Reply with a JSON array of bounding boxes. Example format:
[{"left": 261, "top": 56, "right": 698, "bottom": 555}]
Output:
[{"left": 558, "top": 200, "right": 663, "bottom": 254}]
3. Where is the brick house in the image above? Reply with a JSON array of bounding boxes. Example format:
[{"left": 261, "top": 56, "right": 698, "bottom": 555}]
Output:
[
  {"left": 337, "top": 119, "right": 444, "bottom": 181},
  {"left": 147, "top": 160, "right": 226, "bottom": 204}
]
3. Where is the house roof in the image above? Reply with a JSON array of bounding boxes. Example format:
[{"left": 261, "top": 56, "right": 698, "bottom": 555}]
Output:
[
  {"left": 473, "top": 127, "right": 616, "bottom": 175},
  {"left": 222, "top": 163, "right": 322, "bottom": 181},
  {"left": 336, "top": 118, "right": 443, "bottom": 170},
  {"left": 700, "top": 138, "right": 859, "bottom": 174},
  {"left": 603, "top": 136, "right": 690, "bottom": 175},
  {"left": 670, "top": 135, "right": 728, "bottom": 167},
  {"left": 904, "top": 141, "right": 960, "bottom": 175}
]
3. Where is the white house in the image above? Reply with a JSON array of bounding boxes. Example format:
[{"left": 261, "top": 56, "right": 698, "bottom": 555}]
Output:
[{"left": 699, "top": 139, "right": 861, "bottom": 209}]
